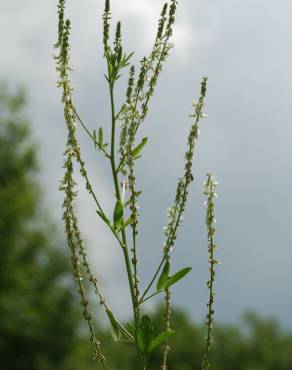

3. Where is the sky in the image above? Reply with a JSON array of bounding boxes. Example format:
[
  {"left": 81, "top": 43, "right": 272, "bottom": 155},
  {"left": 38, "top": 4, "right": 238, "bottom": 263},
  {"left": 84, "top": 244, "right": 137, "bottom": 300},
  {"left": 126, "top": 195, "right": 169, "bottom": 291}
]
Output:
[{"left": 1, "top": 0, "right": 292, "bottom": 328}]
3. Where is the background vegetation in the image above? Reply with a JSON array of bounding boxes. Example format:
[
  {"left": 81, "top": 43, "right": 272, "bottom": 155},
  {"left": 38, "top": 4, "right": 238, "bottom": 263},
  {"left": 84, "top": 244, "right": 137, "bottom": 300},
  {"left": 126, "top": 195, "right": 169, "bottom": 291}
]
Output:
[{"left": 1, "top": 84, "right": 292, "bottom": 369}]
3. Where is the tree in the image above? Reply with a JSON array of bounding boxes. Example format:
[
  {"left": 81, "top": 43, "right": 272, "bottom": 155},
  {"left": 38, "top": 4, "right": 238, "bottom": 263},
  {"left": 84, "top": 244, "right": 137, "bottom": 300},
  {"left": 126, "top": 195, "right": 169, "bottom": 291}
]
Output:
[{"left": 0, "top": 83, "right": 80, "bottom": 370}]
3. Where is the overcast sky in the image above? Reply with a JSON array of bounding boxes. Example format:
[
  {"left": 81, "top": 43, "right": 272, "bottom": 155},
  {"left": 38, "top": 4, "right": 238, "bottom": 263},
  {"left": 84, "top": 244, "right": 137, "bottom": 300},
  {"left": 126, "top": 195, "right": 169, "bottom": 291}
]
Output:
[{"left": 1, "top": 0, "right": 292, "bottom": 328}]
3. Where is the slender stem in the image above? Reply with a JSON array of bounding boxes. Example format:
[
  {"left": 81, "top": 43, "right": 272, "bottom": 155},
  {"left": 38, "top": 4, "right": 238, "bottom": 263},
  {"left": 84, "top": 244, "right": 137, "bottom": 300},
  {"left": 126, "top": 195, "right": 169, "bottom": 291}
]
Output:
[
  {"left": 202, "top": 174, "right": 218, "bottom": 370},
  {"left": 115, "top": 103, "right": 125, "bottom": 121},
  {"left": 127, "top": 159, "right": 140, "bottom": 310},
  {"left": 127, "top": 39, "right": 180, "bottom": 306},
  {"left": 140, "top": 196, "right": 182, "bottom": 302},
  {"left": 204, "top": 235, "right": 215, "bottom": 364},
  {"left": 69, "top": 125, "right": 124, "bottom": 247},
  {"left": 140, "top": 194, "right": 184, "bottom": 302},
  {"left": 73, "top": 108, "right": 110, "bottom": 158},
  {"left": 140, "top": 256, "right": 166, "bottom": 302},
  {"left": 73, "top": 214, "right": 133, "bottom": 341},
  {"left": 106, "top": 66, "right": 142, "bottom": 365},
  {"left": 139, "top": 290, "right": 162, "bottom": 305},
  {"left": 71, "top": 240, "right": 108, "bottom": 370},
  {"left": 141, "top": 110, "right": 203, "bottom": 301},
  {"left": 118, "top": 21, "right": 176, "bottom": 313},
  {"left": 109, "top": 81, "right": 139, "bottom": 323},
  {"left": 116, "top": 153, "right": 126, "bottom": 174},
  {"left": 69, "top": 129, "right": 104, "bottom": 216},
  {"left": 136, "top": 41, "right": 168, "bottom": 129}
]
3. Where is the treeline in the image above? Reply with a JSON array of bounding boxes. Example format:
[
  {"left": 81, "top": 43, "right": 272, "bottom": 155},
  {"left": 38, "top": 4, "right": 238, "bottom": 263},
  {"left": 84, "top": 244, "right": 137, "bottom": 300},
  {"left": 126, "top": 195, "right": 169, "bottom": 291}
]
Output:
[{"left": 71, "top": 308, "right": 292, "bottom": 370}]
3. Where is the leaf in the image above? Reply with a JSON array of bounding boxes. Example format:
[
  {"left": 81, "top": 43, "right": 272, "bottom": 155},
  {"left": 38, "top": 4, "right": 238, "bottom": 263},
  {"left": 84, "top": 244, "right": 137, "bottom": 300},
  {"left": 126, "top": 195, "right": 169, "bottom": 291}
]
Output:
[
  {"left": 96, "top": 210, "right": 109, "bottom": 224},
  {"left": 93, "top": 130, "right": 97, "bottom": 148},
  {"left": 123, "top": 52, "right": 134, "bottom": 64},
  {"left": 106, "top": 309, "right": 121, "bottom": 342},
  {"left": 118, "top": 217, "right": 132, "bottom": 233},
  {"left": 120, "top": 52, "right": 135, "bottom": 68},
  {"left": 113, "top": 200, "right": 123, "bottom": 229},
  {"left": 132, "top": 137, "right": 148, "bottom": 158},
  {"left": 98, "top": 127, "right": 103, "bottom": 147},
  {"left": 149, "top": 329, "right": 175, "bottom": 352},
  {"left": 156, "top": 261, "right": 170, "bottom": 291},
  {"left": 124, "top": 199, "right": 131, "bottom": 209},
  {"left": 124, "top": 191, "right": 142, "bottom": 208},
  {"left": 164, "top": 267, "right": 192, "bottom": 290},
  {"left": 125, "top": 322, "right": 135, "bottom": 336},
  {"left": 137, "top": 316, "right": 153, "bottom": 354}
]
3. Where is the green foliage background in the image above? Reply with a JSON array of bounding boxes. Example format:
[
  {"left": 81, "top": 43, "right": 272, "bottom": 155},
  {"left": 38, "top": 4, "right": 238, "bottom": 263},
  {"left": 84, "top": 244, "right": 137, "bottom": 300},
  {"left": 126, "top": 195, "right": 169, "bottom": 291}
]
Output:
[
  {"left": 1, "top": 84, "right": 292, "bottom": 369},
  {"left": 0, "top": 84, "right": 80, "bottom": 370}
]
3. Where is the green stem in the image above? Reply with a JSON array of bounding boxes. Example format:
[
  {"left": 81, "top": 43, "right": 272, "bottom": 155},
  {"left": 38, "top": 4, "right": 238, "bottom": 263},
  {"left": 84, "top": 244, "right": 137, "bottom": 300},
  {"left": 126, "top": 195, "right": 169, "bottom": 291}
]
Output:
[
  {"left": 140, "top": 257, "right": 166, "bottom": 302},
  {"left": 141, "top": 167, "right": 191, "bottom": 300},
  {"left": 116, "top": 153, "right": 126, "bottom": 174},
  {"left": 204, "top": 235, "right": 215, "bottom": 365},
  {"left": 141, "top": 113, "right": 202, "bottom": 301},
  {"left": 140, "top": 195, "right": 182, "bottom": 302},
  {"left": 139, "top": 290, "right": 162, "bottom": 305},
  {"left": 140, "top": 199, "right": 181, "bottom": 302},
  {"left": 107, "top": 68, "right": 143, "bottom": 366},
  {"left": 73, "top": 108, "right": 110, "bottom": 158}
]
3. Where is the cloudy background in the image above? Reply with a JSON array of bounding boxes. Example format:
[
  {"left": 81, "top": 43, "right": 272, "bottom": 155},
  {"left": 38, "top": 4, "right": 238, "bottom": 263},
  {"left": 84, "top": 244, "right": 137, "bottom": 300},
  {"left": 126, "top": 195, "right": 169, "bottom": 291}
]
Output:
[{"left": 1, "top": 0, "right": 292, "bottom": 327}]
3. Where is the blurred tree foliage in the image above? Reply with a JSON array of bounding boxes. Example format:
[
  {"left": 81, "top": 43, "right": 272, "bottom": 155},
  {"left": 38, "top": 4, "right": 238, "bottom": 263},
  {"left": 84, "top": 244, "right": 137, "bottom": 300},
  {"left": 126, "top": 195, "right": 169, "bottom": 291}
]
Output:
[
  {"left": 0, "top": 83, "right": 81, "bottom": 370},
  {"left": 1, "top": 83, "right": 292, "bottom": 370},
  {"left": 95, "top": 308, "right": 292, "bottom": 370}
]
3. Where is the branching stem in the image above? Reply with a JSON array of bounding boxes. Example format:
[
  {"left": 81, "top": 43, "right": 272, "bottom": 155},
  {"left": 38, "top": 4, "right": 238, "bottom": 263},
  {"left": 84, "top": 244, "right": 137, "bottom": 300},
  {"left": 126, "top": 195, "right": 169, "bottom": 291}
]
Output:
[
  {"left": 106, "top": 61, "right": 142, "bottom": 364},
  {"left": 73, "top": 108, "right": 110, "bottom": 158}
]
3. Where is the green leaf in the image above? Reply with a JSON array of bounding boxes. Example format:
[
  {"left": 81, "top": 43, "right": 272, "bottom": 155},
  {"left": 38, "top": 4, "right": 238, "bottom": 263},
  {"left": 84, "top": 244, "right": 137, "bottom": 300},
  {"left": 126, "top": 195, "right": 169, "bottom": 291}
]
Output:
[
  {"left": 149, "top": 329, "right": 175, "bottom": 352},
  {"left": 118, "top": 217, "right": 132, "bottom": 233},
  {"left": 106, "top": 309, "right": 121, "bottom": 342},
  {"left": 125, "top": 322, "right": 135, "bottom": 336},
  {"left": 111, "top": 53, "right": 117, "bottom": 66},
  {"left": 93, "top": 129, "right": 97, "bottom": 148},
  {"left": 98, "top": 127, "right": 103, "bottom": 147},
  {"left": 124, "top": 191, "right": 142, "bottom": 208},
  {"left": 164, "top": 267, "right": 192, "bottom": 290},
  {"left": 156, "top": 261, "right": 170, "bottom": 291},
  {"left": 96, "top": 210, "right": 109, "bottom": 224},
  {"left": 124, "top": 199, "right": 131, "bottom": 209},
  {"left": 132, "top": 137, "right": 148, "bottom": 158},
  {"left": 123, "top": 52, "right": 134, "bottom": 65},
  {"left": 137, "top": 316, "right": 153, "bottom": 354},
  {"left": 113, "top": 200, "right": 123, "bottom": 229}
]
